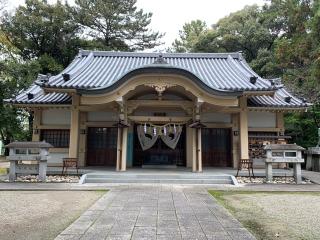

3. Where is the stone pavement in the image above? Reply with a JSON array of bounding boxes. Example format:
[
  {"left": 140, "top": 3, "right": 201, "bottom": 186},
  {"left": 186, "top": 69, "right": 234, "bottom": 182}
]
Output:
[
  {"left": 302, "top": 170, "right": 320, "bottom": 184},
  {"left": 55, "top": 185, "right": 255, "bottom": 240}
]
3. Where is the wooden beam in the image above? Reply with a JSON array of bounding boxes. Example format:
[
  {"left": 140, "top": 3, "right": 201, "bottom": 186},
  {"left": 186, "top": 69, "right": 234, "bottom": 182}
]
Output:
[
  {"left": 128, "top": 116, "right": 191, "bottom": 123},
  {"left": 38, "top": 125, "right": 70, "bottom": 129},
  {"left": 203, "top": 123, "right": 233, "bottom": 128},
  {"left": 248, "top": 127, "right": 281, "bottom": 132}
]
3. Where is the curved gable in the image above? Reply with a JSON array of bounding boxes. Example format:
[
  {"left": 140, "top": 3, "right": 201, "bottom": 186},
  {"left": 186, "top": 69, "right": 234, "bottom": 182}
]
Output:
[{"left": 77, "top": 64, "right": 241, "bottom": 97}]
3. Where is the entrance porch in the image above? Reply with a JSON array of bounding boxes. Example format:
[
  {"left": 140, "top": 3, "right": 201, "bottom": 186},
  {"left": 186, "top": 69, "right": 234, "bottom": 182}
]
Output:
[{"left": 62, "top": 77, "right": 248, "bottom": 171}]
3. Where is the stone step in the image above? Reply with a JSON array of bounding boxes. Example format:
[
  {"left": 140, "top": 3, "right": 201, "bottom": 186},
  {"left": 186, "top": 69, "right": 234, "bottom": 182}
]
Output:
[
  {"left": 83, "top": 177, "right": 234, "bottom": 184},
  {"left": 85, "top": 174, "right": 231, "bottom": 180},
  {"left": 80, "top": 173, "right": 236, "bottom": 184}
]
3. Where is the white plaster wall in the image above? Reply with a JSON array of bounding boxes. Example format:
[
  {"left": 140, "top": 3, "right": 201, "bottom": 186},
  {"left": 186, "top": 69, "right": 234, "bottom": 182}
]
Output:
[
  {"left": 200, "top": 112, "right": 231, "bottom": 123},
  {"left": 87, "top": 111, "right": 118, "bottom": 121},
  {"left": 48, "top": 152, "right": 68, "bottom": 165},
  {"left": 42, "top": 109, "right": 71, "bottom": 125},
  {"left": 248, "top": 112, "right": 276, "bottom": 128}
]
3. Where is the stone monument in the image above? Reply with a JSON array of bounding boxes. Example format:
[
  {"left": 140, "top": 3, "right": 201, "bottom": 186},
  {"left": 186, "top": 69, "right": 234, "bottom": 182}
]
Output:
[
  {"left": 6, "top": 141, "right": 53, "bottom": 182},
  {"left": 264, "top": 144, "right": 305, "bottom": 184},
  {"left": 305, "top": 128, "right": 320, "bottom": 172}
]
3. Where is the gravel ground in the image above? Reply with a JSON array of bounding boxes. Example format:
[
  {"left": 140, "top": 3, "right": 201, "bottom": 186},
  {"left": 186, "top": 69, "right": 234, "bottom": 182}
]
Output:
[
  {"left": 219, "top": 192, "right": 320, "bottom": 240},
  {"left": 0, "top": 191, "right": 105, "bottom": 240},
  {"left": 236, "top": 176, "right": 313, "bottom": 184},
  {"left": 0, "top": 175, "right": 80, "bottom": 183}
]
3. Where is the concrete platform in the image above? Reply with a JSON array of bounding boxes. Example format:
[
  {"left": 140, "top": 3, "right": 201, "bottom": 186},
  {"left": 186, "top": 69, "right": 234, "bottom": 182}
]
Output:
[
  {"left": 61, "top": 167, "right": 294, "bottom": 185},
  {"left": 47, "top": 166, "right": 294, "bottom": 177}
]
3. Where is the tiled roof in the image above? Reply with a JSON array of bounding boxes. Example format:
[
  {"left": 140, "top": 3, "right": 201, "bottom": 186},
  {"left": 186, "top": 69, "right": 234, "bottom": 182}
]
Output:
[
  {"left": 6, "top": 50, "right": 310, "bottom": 109},
  {"left": 36, "top": 50, "right": 278, "bottom": 92},
  {"left": 8, "top": 84, "right": 308, "bottom": 109},
  {"left": 248, "top": 88, "right": 309, "bottom": 108},
  {"left": 8, "top": 84, "right": 71, "bottom": 105}
]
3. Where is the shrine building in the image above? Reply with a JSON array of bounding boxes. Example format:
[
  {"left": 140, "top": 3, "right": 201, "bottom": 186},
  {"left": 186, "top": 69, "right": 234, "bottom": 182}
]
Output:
[{"left": 7, "top": 50, "right": 310, "bottom": 171}]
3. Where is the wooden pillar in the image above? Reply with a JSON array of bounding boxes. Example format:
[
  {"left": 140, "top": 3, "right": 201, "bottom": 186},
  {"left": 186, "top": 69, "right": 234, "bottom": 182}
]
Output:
[
  {"left": 192, "top": 98, "right": 203, "bottom": 172},
  {"left": 197, "top": 128, "right": 202, "bottom": 172},
  {"left": 231, "top": 113, "right": 240, "bottom": 168},
  {"left": 239, "top": 96, "right": 249, "bottom": 160},
  {"left": 78, "top": 112, "right": 87, "bottom": 167},
  {"left": 186, "top": 126, "right": 194, "bottom": 168},
  {"left": 276, "top": 112, "right": 284, "bottom": 131},
  {"left": 120, "top": 127, "right": 128, "bottom": 171},
  {"left": 192, "top": 128, "right": 197, "bottom": 172},
  {"left": 116, "top": 127, "right": 122, "bottom": 171},
  {"left": 32, "top": 108, "right": 41, "bottom": 141},
  {"left": 69, "top": 95, "right": 80, "bottom": 158},
  {"left": 116, "top": 97, "right": 128, "bottom": 171}
]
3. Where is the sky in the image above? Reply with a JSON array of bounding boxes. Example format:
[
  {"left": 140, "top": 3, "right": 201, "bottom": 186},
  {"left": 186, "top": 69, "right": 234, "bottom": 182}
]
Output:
[{"left": 7, "top": 0, "right": 266, "bottom": 50}]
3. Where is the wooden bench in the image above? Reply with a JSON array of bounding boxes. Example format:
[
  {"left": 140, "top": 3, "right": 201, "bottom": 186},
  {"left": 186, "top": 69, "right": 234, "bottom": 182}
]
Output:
[
  {"left": 236, "top": 159, "right": 254, "bottom": 180},
  {"left": 62, "top": 158, "right": 79, "bottom": 176}
]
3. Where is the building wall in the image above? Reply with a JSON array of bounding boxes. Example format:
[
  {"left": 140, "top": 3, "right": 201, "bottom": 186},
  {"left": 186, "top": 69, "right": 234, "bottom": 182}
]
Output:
[
  {"left": 248, "top": 111, "right": 276, "bottom": 128},
  {"left": 42, "top": 109, "right": 71, "bottom": 125},
  {"left": 37, "top": 107, "right": 281, "bottom": 169},
  {"left": 87, "top": 111, "right": 118, "bottom": 122},
  {"left": 49, "top": 151, "right": 69, "bottom": 166},
  {"left": 200, "top": 112, "right": 231, "bottom": 123},
  {"left": 38, "top": 109, "right": 71, "bottom": 166}
]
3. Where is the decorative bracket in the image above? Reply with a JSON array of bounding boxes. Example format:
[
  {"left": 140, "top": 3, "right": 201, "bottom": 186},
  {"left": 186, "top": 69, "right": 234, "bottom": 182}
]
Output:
[{"left": 144, "top": 82, "right": 176, "bottom": 98}]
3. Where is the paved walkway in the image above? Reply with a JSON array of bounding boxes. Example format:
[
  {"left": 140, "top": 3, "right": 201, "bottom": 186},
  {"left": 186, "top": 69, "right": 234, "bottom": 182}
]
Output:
[
  {"left": 55, "top": 185, "right": 256, "bottom": 240},
  {"left": 302, "top": 170, "right": 320, "bottom": 184}
]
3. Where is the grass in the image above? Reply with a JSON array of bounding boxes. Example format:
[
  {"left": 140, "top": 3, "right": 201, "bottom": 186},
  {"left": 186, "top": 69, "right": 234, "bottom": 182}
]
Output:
[
  {"left": 209, "top": 190, "right": 320, "bottom": 240},
  {"left": 0, "top": 167, "right": 8, "bottom": 175}
]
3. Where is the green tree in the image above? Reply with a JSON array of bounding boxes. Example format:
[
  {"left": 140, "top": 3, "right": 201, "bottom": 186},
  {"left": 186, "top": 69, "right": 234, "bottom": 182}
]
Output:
[
  {"left": 175, "top": 5, "right": 280, "bottom": 77},
  {"left": 1, "top": 0, "right": 82, "bottom": 69},
  {"left": 172, "top": 20, "right": 207, "bottom": 53},
  {"left": 0, "top": 59, "right": 41, "bottom": 152},
  {"left": 73, "top": 0, "right": 163, "bottom": 51},
  {"left": 0, "top": 0, "right": 83, "bottom": 147},
  {"left": 172, "top": 1, "right": 320, "bottom": 147}
]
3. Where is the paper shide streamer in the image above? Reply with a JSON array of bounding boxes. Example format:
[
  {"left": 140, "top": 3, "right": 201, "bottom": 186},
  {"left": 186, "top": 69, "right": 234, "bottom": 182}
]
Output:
[{"left": 137, "top": 123, "right": 183, "bottom": 150}]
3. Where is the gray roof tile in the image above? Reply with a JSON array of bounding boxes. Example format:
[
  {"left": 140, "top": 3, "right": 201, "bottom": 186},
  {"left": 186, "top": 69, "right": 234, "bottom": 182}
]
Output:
[
  {"left": 37, "top": 50, "right": 277, "bottom": 92},
  {"left": 248, "top": 88, "right": 309, "bottom": 108},
  {"left": 7, "top": 84, "right": 71, "bottom": 105},
  {"left": 6, "top": 50, "right": 309, "bottom": 109}
]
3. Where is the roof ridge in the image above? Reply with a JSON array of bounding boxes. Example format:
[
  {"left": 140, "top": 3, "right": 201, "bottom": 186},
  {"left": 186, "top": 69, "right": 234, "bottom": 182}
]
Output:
[{"left": 79, "top": 50, "right": 241, "bottom": 59}]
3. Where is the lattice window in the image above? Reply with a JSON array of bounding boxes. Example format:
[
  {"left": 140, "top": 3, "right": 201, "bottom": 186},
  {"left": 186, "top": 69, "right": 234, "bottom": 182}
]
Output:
[{"left": 40, "top": 129, "right": 70, "bottom": 148}]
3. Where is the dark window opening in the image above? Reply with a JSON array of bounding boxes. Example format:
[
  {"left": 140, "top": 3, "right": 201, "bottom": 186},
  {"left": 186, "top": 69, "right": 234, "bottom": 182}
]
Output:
[{"left": 40, "top": 129, "right": 70, "bottom": 148}]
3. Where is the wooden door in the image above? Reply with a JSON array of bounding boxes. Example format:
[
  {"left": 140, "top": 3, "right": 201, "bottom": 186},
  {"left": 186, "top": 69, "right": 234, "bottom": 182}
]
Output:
[
  {"left": 202, "top": 128, "right": 232, "bottom": 167},
  {"left": 86, "top": 127, "right": 117, "bottom": 166}
]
